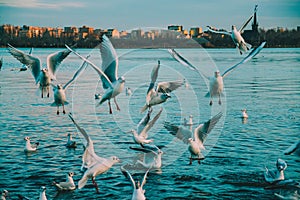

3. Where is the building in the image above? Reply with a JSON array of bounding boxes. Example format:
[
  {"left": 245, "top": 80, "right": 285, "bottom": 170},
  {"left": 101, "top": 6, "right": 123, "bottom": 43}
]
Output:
[
  {"left": 190, "top": 27, "right": 202, "bottom": 38},
  {"left": 167, "top": 25, "right": 183, "bottom": 33},
  {"left": 242, "top": 5, "right": 261, "bottom": 46}
]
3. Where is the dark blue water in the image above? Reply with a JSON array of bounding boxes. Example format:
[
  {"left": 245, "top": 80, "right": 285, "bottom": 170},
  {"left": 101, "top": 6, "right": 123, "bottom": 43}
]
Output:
[{"left": 0, "top": 46, "right": 299, "bottom": 199}]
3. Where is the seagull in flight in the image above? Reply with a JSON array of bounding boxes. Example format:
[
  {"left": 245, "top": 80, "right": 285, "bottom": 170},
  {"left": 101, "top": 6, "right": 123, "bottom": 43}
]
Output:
[
  {"left": 68, "top": 114, "right": 120, "bottom": 193},
  {"left": 141, "top": 60, "right": 183, "bottom": 113},
  {"left": 121, "top": 166, "right": 150, "bottom": 200},
  {"left": 53, "top": 172, "right": 76, "bottom": 191},
  {"left": 164, "top": 112, "right": 223, "bottom": 164},
  {"left": 128, "top": 108, "right": 163, "bottom": 147},
  {"left": 169, "top": 41, "right": 266, "bottom": 105},
  {"left": 66, "top": 34, "right": 125, "bottom": 114},
  {"left": 51, "top": 56, "right": 89, "bottom": 115},
  {"left": 7, "top": 44, "right": 72, "bottom": 98},
  {"left": 207, "top": 15, "right": 253, "bottom": 55},
  {"left": 130, "top": 145, "right": 163, "bottom": 170}
]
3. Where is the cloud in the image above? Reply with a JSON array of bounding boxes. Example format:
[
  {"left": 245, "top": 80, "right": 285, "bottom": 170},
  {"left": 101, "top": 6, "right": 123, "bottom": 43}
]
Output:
[{"left": 1, "top": 0, "right": 85, "bottom": 9}]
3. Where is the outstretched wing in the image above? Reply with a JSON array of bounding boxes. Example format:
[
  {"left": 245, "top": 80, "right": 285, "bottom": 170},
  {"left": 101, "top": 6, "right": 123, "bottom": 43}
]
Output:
[
  {"left": 156, "top": 80, "right": 183, "bottom": 93},
  {"left": 164, "top": 122, "right": 192, "bottom": 144},
  {"left": 207, "top": 26, "right": 231, "bottom": 36},
  {"left": 194, "top": 112, "right": 223, "bottom": 144},
  {"left": 137, "top": 109, "right": 152, "bottom": 134},
  {"left": 168, "top": 49, "right": 198, "bottom": 71},
  {"left": 63, "top": 55, "right": 90, "bottom": 90},
  {"left": 222, "top": 41, "right": 266, "bottom": 78},
  {"left": 284, "top": 141, "right": 300, "bottom": 155},
  {"left": 120, "top": 166, "right": 136, "bottom": 189},
  {"left": 140, "top": 108, "right": 163, "bottom": 138},
  {"left": 239, "top": 15, "right": 253, "bottom": 33},
  {"left": 141, "top": 168, "right": 150, "bottom": 188},
  {"left": 147, "top": 61, "right": 160, "bottom": 94},
  {"left": 65, "top": 45, "right": 113, "bottom": 89},
  {"left": 47, "top": 48, "right": 72, "bottom": 79},
  {"left": 7, "top": 43, "right": 41, "bottom": 82},
  {"left": 100, "top": 34, "right": 118, "bottom": 89}
]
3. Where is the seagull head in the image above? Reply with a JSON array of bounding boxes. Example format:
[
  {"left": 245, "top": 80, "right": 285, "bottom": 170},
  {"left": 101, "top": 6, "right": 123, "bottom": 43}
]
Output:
[
  {"left": 214, "top": 70, "right": 220, "bottom": 77},
  {"left": 136, "top": 181, "right": 141, "bottom": 189},
  {"left": 41, "top": 68, "right": 48, "bottom": 74},
  {"left": 2, "top": 190, "right": 8, "bottom": 198},
  {"left": 188, "top": 138, "right": 193, "bottom": 143},
  {"left": 68, "top": 172, "right": 74, "bottom": 177},
  {"left": 161, "top": 93, "right": 171, "bottom": 100},
  {"left": 57, "top": 84, "right": 63, "bottom": 89},
  {"left": 24, "top": 136, "right": 30, "bottom": 141},
  {"left": 40, "top": 186, "right": 46, "bottom": 192},
  {"left": 276, "top": 158, "right": 287, "bottom": 171},
  {"left": 111, "top": 156, "right": 121, "bottom": 163},
  {"left": 232, "top": 25, "right": 237, "bottom": 31}
]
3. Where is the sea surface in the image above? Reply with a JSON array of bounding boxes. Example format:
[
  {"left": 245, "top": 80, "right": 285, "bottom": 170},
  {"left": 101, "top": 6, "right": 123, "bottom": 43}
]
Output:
[{"left": 0, "top": 46, "right": 299, "bottom": 200}]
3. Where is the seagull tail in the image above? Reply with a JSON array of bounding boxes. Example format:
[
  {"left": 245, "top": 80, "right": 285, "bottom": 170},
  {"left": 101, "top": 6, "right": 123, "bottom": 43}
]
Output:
[
  {"left": 140, "top": 105, "right": 148, "bottom": 113},
  {"left": 78, "top": 175, "right": 88, "bottom": 189},
  {"left": 204, "top": 92, "right": 210, "bottom": 98}
]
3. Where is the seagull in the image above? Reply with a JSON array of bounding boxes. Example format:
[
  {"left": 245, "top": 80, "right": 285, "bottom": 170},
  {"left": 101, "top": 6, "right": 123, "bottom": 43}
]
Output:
[
  {"left": 39, "top": 186, "right": 47, "bottom": 200},
  {"left": 51, "top": 56, "right": 89, "bottom": 115},
  {"left": 1, "top": 190, "right": 8, "bottom": 200},
  {"left": 264, "top": 158, "right": 287, "bottom": 184},
  {"left": 141, "top": 60, "right": 183, "bottom": 113},
  {"left": 241, "top": 109, "right": 248, "bottom": 119},
  {"left": 128, "top": 108, "right": 163, "bottom": 147},
  {"left": 207, "top": 15, "right": 253, "bottom": 55},
  {"left": 7, "top": 44, "right": 71, "bottom": 98},
  {"left": 66, "top": 34, "right": 125, "bottom": 114},
  {"left": 169, "top": 41, "right": 266, "bottom": 105},
  {"left": 24, "top": 136, "right": 39, "bottom": 152},
  {"left": 126, "top": 87, "right": 133, "bottom": 96},
  {"left": 53, "top": 172, "right": 76, "bottom": 191},
  {"left": 164, "top": 112, "right": 223, "bottom": 164},
  {"left": 183, "top": 115, "right": 193, "bottom": 126},
  {"left": 68, "top": 114, "right": 120, "bottom": 193},
  {"left": 120, "top": 166, "right": 150, "bottom": 200},
  {"left": 65, "top": 133, "right": 77, "bottom": 149},
  {"left": 130, "top": 145, "right": 163, "bottom": 170},
  {"left": 284, "top": 141, "right": 300, "bottom": 156}
]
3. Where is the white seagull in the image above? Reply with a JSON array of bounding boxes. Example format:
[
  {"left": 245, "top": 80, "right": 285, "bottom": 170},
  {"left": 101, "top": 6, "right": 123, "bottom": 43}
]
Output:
[
  {"left": 141, "top": 60, "right": 182, "bottom": 113},
  {"left": 65, "top": 133, "right": 77, "bottom": 148},
  {"left": 128, "top": 108, "right": 163, "bottom": 147},
  {"left": 241, "top": 109, "right": 248, "bottom": 119},
  {"left": 51, "top": 56, "right": 89, "bottom": 115},
  {"left": 169, "top": 41, "right": 266, "bottom": 105},
  {"left": 284, "top": 141, "right": 300, "bottom": 156},
  {"left": 1, "top": 190, "right": 8, "bottom": 200},
  {"left": 121, "top": 166, "right": 150, "bottom": 200},
  {"left": 7, "top": 44, "right": 72, "bottom": 98},
  {"left": 66, "top": 34, "right": 125, "bottom": 114},
  {"left": 264, "top": 158, "right": 287, "bottom": 184},
  {"left": 39, "top": 186, "right": 47, "bottom": 200},
  {"left": 130, "top": 145, "right": 163, "bottom": 170},
  {"left": 164, "top": 112, "right": 223, "bottom": 164},
  {"left": 24, "top": 136, "right": 39, "bottom": 152},
  {"left": 207, "top": 15, "right": 253, "bottom": 55},
  {"left": 53, "top": 172, "right": 76, "bottom": 191},
  {"left": 68, "top": 114, "right": 120, "bottom": 193}
]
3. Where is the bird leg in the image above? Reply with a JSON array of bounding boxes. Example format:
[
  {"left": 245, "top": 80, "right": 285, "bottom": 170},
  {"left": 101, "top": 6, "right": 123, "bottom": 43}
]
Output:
[
  {"left": 189, "top": 157, "right": 193, "bottom": 165},
  {"left": 41, "top": 88, "right": 44, "bottom": 98},
  {"left": 62, "top": 103, "right": 66, "bottom": 114},
  {"left": 47, "top": 87, "right": 50, "bottom": 98},
  {"left": 108, "top": 101, "right": 113, "bottom": 114},
  {"left": 92, "top": 177, "right": 100, "bottom": 194},
  {"left": 114, "top": 97, "right": 121, "bottom": 111},
  {"left": 218, "top": 94, "right": 221, "bottom": 105},
  {"left": 57, "top": 106, "right": 59, "bottom": 115},
  {"left": 209, "top": 99, "right": 213, "bottom": 106}
]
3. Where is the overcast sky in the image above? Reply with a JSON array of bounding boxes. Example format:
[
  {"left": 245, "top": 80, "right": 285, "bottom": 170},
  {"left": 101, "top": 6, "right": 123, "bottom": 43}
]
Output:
[{"left": 0, "top": 0, "right": 299, "bottom": 31}]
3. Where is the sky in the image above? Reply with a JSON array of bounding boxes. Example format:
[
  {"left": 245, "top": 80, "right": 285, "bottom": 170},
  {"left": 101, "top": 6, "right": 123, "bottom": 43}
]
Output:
[{"left": 0, "top": 0, "right": 299, "bottom": 31}]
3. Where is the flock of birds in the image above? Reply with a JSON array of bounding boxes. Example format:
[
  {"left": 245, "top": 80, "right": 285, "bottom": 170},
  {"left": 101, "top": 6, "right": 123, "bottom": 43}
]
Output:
[{"left": 1, "top": 21, "right": 299, "bottom": 200}]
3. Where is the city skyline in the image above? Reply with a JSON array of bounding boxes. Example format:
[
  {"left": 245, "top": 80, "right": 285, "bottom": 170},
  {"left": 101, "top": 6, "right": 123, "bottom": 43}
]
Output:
[{"left": 0, "top": 0, "right": 299, "bottom": 31}]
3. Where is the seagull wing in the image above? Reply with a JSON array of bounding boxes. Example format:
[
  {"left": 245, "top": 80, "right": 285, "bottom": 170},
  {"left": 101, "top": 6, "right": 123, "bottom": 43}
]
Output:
[
  {"left": 284, "top": 141, "right": 300, "bottom": 155},
  {"left": 207, "top": 26, "right": 231, "bottom": 36},
  {"left": 47, "top": 48, "right": 72, "bottom": 79},
  {"left": 164, "top": 122, "right": 192, "bottom": 144},
  {"left": 194, "top": 112, "right": 223, "bottom": 144},
  {"left": 129, "top": 146, "right": 157, "bottom": 155},
  {"left": 100, "top": 34, "right": 118, "bottom": 89},
  {"left": 140, "top": 108, "right": 163, "bottom": 138},
  {"left": 137, "top": 110, "right": 152, "bottom": 134},
  {"left": 7, "top": 44, "right": 41, "bottom": 83},
  {"left": 168, "top": 49, "right": 198, "bottom": 71},
  {"left": 147, "top": 61, "right": 160, "bottom": 94},
  {"left": 120, "top": 166, "right": 136, "bottom": 189},
  {"left": 239, "top": 15, "right": 253, "bottom": 33},
  {"left": 156, "top": 80, "right": 183, "bottom": 93},
  {"left": 222, "top": 41, "right": 266, "bottom": 78},
  {"left": 141, "top": 168, "right": 150, "bottom": 188},
  {"left": 65, "top": 45, "right": 113, "bottom": 88},
  {"left": 63, "top": 55, "right": 90, "bottom": 90}
]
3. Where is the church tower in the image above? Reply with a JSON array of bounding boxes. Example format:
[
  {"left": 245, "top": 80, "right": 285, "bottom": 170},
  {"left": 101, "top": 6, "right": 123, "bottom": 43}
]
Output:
[{"left": 252, "top": 5, "right": 259, "bottom": 32}]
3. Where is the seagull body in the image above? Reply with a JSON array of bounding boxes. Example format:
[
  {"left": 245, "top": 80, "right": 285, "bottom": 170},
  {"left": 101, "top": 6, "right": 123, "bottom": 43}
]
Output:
[
  {"left": 7, "top": 44, "right": 71, "bottom": 98},
  {"left": 141, "top": 60, "right": 182, "bottom": 113},
  {"left": 1, "top": 190, "right": 8, "bottom": 200},
  {"left": 207, "top": 15, "right": 253, "bottom": 55},
  {"left": 164, "top": 112, "right": 223, "bottom": 164},
  {"left": 53, "top": 172, "right": 76, "bottom": 191},
  {"left": 51, "top": 56, "right": 88, "bottom": 115},
  {"left": 169, "top": 41, "right": 266, "bottom": 105},
  {"left": 121, "top": 166, "right": 150, "bottom": 200},
  {"left": 264, "top": 159, "right": 287, "bottom": 183},
  {"left": 68, "top": 114, "right": 120, "bottom": 193},
  {"left": 284, "top": 141, "right": 300, "bottom": 156},
  {"left": 130, "top": 108, "right": 163, "bottom": 147},
  {"left": 130, "top": 145, "right": 163, "bottom": 170},
  {"left": 65, "top": 133, "right": 77, "bottom": 148},
  {"left": 66, "top": 34, "right": 125, "bottom": 114},
  {"left": 24, "top": 136, "right": 39, "bottom": 152},
  {"left": 39, "top": 186, "right": 47, "bottom": 200},
  {"left": 241, "top": 109, "right": 248, "bottom": 118}
]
